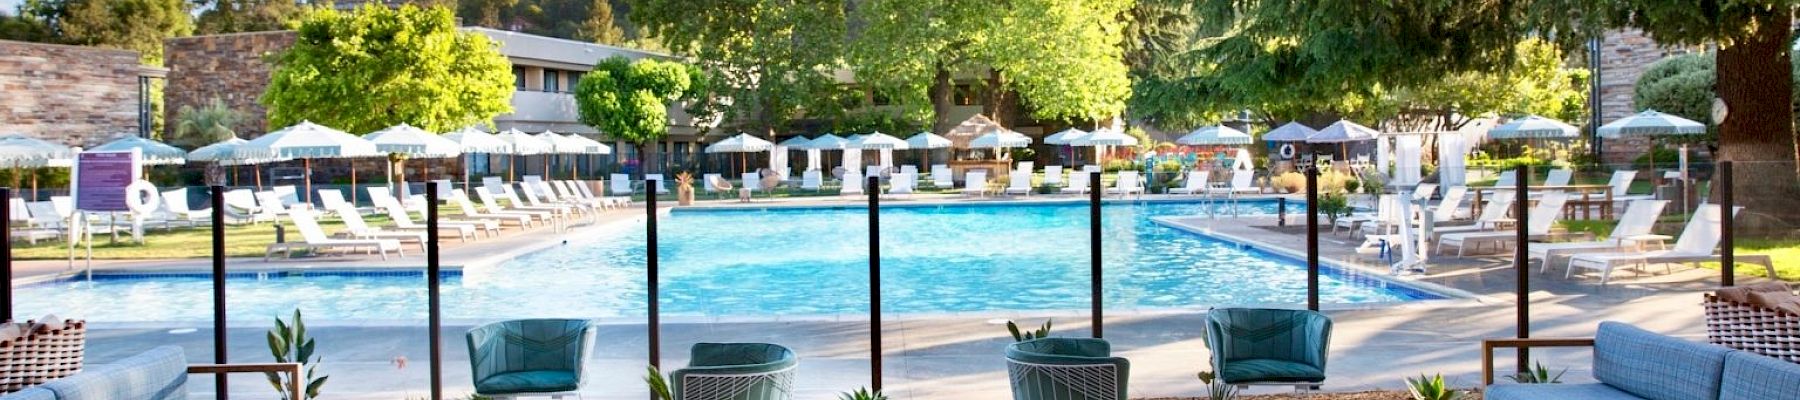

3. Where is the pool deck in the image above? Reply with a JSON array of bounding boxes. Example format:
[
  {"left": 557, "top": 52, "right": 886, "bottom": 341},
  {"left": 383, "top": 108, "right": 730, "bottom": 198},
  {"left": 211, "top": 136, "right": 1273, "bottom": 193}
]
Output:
[{"left": 25, "top": 193, "right": 1776, "bottom": 399}]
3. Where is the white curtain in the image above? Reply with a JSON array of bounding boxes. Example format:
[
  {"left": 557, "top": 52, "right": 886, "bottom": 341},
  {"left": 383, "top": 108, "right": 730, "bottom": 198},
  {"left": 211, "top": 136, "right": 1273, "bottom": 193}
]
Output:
[
  {"left": 770, "top": 146, "right": 787, "bottom": 171},
  {"left": 1376, "top": 137, "right": 1392, "bottom": 175},
  {"left": 1438, "top": 131, "right": 1467, "bottom": 186},
  {"left": 806, "top": 149, "right": 821, "bottom": 171},
  {"left": 1396, "top": 135, "right": 1423, "bottom": 185},
  {"left": 842, "top": 150, "right": 862, "bottom": 173},
  {"left": 879, "top": 148, "right": 893, "bottom": 168}
]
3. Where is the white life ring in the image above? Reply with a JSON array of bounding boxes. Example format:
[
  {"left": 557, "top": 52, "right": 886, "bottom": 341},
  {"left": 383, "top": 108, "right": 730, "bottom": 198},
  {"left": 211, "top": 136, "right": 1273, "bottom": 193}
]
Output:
[
  {"left": 124, "top": 180, "right": 160, "bottom": 215},
  {"left": 1279, "top": 144, "right": 1297, "bottom": 159}
]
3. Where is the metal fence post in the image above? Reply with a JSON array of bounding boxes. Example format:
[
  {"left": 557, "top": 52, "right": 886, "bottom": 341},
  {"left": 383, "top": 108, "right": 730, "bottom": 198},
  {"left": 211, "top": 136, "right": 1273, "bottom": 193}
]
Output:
[
  {"left": 210, "top": 186, "right": 228, "bottom": 399},
  {"left": 1514, "top": 165, "right": 1531, "bottom": 372},
  {"left": 1720, "top": 161, "right": 1734, "bottom": 287},
  {"left": 1089, "top": 171, "right": 1103, "bottom": 338},
  {"left": 867, "top": 176, "right": 882, "bottom": 391},
  {"left": 426, "top": 182, "right": 443, "bottom": 400},
  {"left": 646, "top": 178, "right": 661, "bottom": 376},
  {"left": 1305, "top": 169, "right": 1319, "bottom": 311},
  {"left": 1, "top": 187, "right": 11, "bottom": 322}
]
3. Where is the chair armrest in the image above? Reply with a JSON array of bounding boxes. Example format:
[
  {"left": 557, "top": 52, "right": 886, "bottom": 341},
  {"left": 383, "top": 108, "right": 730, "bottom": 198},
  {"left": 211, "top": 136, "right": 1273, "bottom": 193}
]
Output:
[
  {"left": 1481, "top": 338, "right": 1594, "bottom": 385},
  {"left": 188, "top": 362, "right": 303, "bottom": 400}
]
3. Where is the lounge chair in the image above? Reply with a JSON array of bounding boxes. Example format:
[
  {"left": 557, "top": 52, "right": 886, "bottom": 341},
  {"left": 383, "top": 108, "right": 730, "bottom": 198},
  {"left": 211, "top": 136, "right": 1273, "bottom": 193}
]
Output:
[
  {"left": 1207, "top": 170, "right": 1258, "bottom": 196},
  {"left": 1044, "top": 165, "right": 1064, "bottom": 188},
  {"left": 605, "top": 173, "right": 633, "bottom": 196},
  {"left": 1334, "top": 195, "right": 1395, "bottom": 237},
  {"left": 13, "top": 201, "right": 64, "bottom": 244},
  {"left": 841, "top": 171, "right": 865, "bottom": 195},
  {"left": 1604, "top": 170, "right": 1654, "bottom": 202},
  {"left": 1437, "top": 192, "right": 1568, "bottom": 256},
  {"left": 448, "top": 189, "right": 532, "bottom": 229},
  {"left": 221, "top": 189, "right": 273, "bottom": 224},
  {"left": 528, "top": 178, "right": 598, "bottom": 211},
  {"left": 865, "top": 165, "right": 885, "bottom": 180},
  {"left": 645, "top": 174, "right": 671, "bottom": 194},
  {"left": 1528, "top": 200, "right": 1668, "bottom": 273},
  {"left": 316, "top": 188, "right": 369, "bottom": 219},
  {"left": 1016, "top": 161, "right": 1034, "bottom": 174},
  {"left": 889, "top": 172, "right": 915, "bottom": 197},
  {"left": 160, "top": 188, "right": 212, "bottom": 225},
  {"left": 899, "top": 165, "right": 917, "bottom": 177},
  {"left": 372, "top": 194, "right": 486, "bottom": 241},
  {"left": 1425, "top": 186, "right": 1469, "bottom": 223},
  {"left": 670, "top": 343, "right": 798, "bottom": 400},
  {"left": 563, "top": 180, "right": 624, "bottom": 209},
  {"left": 742, "top": 172, "right": 762, "bottom": 198},
  {"left": 1003, "top": 170, "right": 1034, "bottom": 196},
  {"left": 1204, "top": 308, "right": 1331, "bottom": 390},
  {"left": 466, "top": 319, "right": 597, "bottom": 398},
  {"left": 330, "top": 201, "right": 428, "bottom": 251},
  {"left": 518, "top": 179, "right": 592, "bottom": 216},
  {"left": 1061, "top": 171, "right": 1092, "bottom": 195},
  {"left": 1006, "top": 338, "right": 1130, "bottom": 400},
  {"left": 266, "top": 208, "right": 403, "bottom": 260},
  {"left": 254, "top": 191, "right": 290, "bottom": 216},
  {"left": 1083, "top": 165, "right": 1101, "bottom": 173},
  {"left": 474, "top": 187, "right": 558, "bottom": 224},
  {"left": 488, "top": 178, "right": 572, "bottom": 216},
  {"left": 1483, "top": 321, "right": 1800, "bottom": 400},
  {"left": 931, "top": 164, "right": 953, "bottom": 188},
  {"left": 546, "top": 180, "right": 604, "bottom": 210},
  {"left": 1565, "top": 205, "right": 1775, "bottom": 285},
  {"left": 961, "top": 171, "right": 989, "bottom": 197},
  {"left": 1167, "top": 170, "right": 1211, "bottom": 195},
  {"left": 1429, "top": 197, "right": 1516, "bottom": 241},
  {"left": 800, "top": 170, "right": 823, "bottom": 191},
  {"left": 1412, "top": 183, "right": 1439, "bottom": 201},
  {"left": 1105, "top": 171, "right": 1144, "bottom": 198},
  {"left": 272, "top": 185, "right": 304, "bottom": 209},
  {"left": 706, "top": 174, "right": 733, "bottom": 198}
]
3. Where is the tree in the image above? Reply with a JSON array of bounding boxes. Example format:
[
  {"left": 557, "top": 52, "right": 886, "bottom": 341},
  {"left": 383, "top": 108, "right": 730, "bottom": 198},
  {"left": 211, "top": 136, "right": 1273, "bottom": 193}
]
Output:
[
  {"left": 1375, "top": 39, "right": 1591, "bottom": 133},
  {"left": 20, "top": 0, "right": 193, "bottom": 64},
  {"left": 573, "top": 56, "right": 701, "bottom": 177},
  {"left": 194, "top": 0, "right": 305, "bottom": 35},
  {"left": 851, "top": 0, "right": 1133, "bottom": 132},
  {"left": 261, "top": 4, "right": 515, "bottom": 134},
  {"left": 630, "top": 0, "right": 849, "bottom": 135},
  {"left": 457, "top": 0, "right": 518, "bottom": 28},
  {"left": 576, "top": 0, "right": 625, "bottom": 45},
  {"left": 172, "top": 98, "right": 243, "bottom": 149}
]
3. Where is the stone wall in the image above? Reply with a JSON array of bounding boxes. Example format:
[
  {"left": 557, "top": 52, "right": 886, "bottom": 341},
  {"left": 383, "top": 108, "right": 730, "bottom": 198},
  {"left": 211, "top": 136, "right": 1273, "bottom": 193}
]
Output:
[
  {"left": 1596, "top": 29, "right": 1702, "bottom": 164},
  {"left": 0, "top": 40, "right": 149, "bottom": 147},
  {"left": 163, "top": 31, "right": 296, "bottom": 139}
]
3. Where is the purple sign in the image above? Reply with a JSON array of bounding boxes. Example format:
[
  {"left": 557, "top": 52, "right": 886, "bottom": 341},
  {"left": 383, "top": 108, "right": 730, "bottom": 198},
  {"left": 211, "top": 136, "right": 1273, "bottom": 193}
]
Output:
[{"left": 74, "top": 151, "right": 137, "bottom": 212}]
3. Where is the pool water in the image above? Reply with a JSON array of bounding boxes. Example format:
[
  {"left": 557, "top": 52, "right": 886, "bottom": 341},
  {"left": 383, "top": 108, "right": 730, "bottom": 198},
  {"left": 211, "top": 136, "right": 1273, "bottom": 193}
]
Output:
[{"left": 17, "top": 200, "right": 1440, "bottom": 322}]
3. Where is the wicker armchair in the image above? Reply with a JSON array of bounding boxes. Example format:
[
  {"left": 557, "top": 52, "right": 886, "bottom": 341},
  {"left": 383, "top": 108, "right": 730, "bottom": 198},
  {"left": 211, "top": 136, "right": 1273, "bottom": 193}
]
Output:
[
  {"left": 465, "top": 319, "right": 597, "bottom": 399},
  {"left": 1204, "top": 308, "right": 1332, "bottom": 390},
  {"left": 671, "top": 343, "right": 797, "bottom": 400},
  {"left": 1004, "top": 338, "right": 1130, "bottom": 400}
]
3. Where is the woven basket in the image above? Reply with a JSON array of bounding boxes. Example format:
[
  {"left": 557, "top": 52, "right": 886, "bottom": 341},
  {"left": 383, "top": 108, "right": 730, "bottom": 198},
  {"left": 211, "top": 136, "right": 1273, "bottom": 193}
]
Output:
[
  {"left": 0, "top": 319, "right": 86, "bottom": 393},
  {"left": 1704, "top": 294, "right": 1800, "bottom": 364}
]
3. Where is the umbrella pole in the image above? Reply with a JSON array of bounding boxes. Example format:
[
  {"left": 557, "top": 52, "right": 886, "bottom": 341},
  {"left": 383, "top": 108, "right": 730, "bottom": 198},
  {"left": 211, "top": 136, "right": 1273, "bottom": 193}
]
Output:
[
  {"left": 255, "top": 164, "right": 263, "bottom": 191},
  {"left": 462, "top": 154, "right": 471, "bottom": 193},
  {"left": 349, "top": 160, "right": 357, "bottom": 206},
  {"left": 303, "top": 158, "right": 313, "bottom": 204}
]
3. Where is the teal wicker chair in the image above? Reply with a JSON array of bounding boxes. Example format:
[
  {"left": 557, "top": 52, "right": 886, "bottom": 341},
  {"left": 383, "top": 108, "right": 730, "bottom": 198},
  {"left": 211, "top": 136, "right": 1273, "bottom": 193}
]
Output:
[
  {"left": 466, "top": 319, "right": 597, "bottom": 399},
  {"left": 1204, "top": 308, "right": 1332, "bottom": 390},
  {"left": 1004, "top": 338, "right": 1131, "bottom": 400},
  {"left": 670, "top": 343, "right": 798, "bottom": 400}
]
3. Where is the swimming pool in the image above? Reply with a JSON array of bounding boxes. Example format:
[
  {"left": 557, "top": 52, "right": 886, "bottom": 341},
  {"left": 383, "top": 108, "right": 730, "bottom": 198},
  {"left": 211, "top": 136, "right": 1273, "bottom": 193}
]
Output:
[{"left": 17, "top": 200, "right": 1442, "bottom": 322}]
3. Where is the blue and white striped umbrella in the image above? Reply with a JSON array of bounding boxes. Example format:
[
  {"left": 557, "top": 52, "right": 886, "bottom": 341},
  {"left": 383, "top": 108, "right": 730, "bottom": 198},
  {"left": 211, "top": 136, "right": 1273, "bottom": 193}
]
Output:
[
  {"left": 91, "top": 134, "right": 188, "bottom": 165},
  {"left": 1489, "top": 115, "right": 1580, "bottom": 139},
  {"left": 805, "top": 134, "right": 850, "bottom": 151},
  {"left": 704, "top": 133, "right": 776, "bottom": 153},
  {"left": 365, "top": 123, "right": 462, "bottom": 158},
  {"left": 444, "top": 127, "right": 511, "bottom": 154},
  {"left": 905, "top": 132, "right": 952, "bottom": 149},
  {"left": 0, "top": 134, "right": 74, "bottom": 167},
  {"left": 235, "top": 120, "right": 382, "bottom": 160},
  {"left": 849, "top": 131, "right": 910, "bottom": 150},
  {"left": 778, "top": 136, "right": 813, "bottom": 149},
  {"left": 1599, "top": 110, "right": 1706, "bottom": 138},
  {"left": 1261, "top": 122, "right": 1317, "bottom": 142},
  {"left": 1068, "top": 128, "right": 1133, "bottom": 146},
  {"left": 1177, "top": 125, "right": 1253, "bottom": 146},
  {"left": 1043, "top": 128, "right": 1089, "bottom": 145}
]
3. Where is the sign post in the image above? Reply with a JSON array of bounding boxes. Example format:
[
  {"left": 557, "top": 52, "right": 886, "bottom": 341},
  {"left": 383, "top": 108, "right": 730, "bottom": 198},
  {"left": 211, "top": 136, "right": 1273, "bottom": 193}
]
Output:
[{"left": 69, "top": 150, "right": 142, "bottom": 272}]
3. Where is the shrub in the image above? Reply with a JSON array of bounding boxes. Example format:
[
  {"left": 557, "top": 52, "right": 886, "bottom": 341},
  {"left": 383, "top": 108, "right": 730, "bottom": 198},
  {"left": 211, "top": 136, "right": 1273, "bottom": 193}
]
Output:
[
  {"left": 1318, "top": 193, "right": 1351, "bottom": 224},
  {"left": 1632, "top": 145, "right": 1681, "bottom": 168},
  {"left": 1154, "top": 160, "right": 1184, "bottom": 173},
  {"left": 839, "top": 387, "right": 888, "bottom": 400},
  {"left": 1506, "top": 362, "right": 1566, "bottom": 384},
  {"left": 1273, "top": 172, "right": 1305, "bottom": 193},
  {"left": 1404, "top": 373, "right": 1462, "bottom": 400},
  {"left": 1102, "top": 159, "right": 1140, "bottom": 172}
]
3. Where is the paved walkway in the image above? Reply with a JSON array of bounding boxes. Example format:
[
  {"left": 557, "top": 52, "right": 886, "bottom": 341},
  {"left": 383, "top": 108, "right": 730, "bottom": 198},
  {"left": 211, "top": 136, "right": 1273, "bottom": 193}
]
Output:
[{"left": 33, "top": 194, "right": 1776, "bottom": 399}]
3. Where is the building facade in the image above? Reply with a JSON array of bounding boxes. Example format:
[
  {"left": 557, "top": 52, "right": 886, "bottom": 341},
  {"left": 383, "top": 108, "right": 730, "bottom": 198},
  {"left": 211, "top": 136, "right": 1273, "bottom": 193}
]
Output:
[
  {"left": 1593, "top": 29, "right": 1702, "bottom": 164},
  {"left": 0, "top": 40, "right": 163, "bottom": 148}
]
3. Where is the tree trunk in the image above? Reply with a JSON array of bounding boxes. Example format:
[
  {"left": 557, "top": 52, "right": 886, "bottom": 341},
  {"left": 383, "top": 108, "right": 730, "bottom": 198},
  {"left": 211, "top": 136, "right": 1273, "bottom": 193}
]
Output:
[
  {"left": 981, "top": 69, "right": 1016, "bottom": 128},
  {"left": 1714, "top": 6, "right": 1800, "bottom": 231},
  {"left": 930, "top": 65, "right": 955, "bottom": 134}
]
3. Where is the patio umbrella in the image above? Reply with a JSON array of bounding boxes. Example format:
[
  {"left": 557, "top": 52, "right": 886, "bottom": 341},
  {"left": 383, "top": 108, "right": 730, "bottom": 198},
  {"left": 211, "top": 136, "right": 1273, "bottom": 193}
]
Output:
[
  {"left": 850, "top": 131, "right": 909, "bottom": 169},
  {"left": 444, "top": 126, "right": 510, "bottom": 191},
  {"left": 1599, "top": 109, "right": 1708, "bottom": 203},
  {"left": 905, "top": 131, "right": 951, "bottom": 173},
  {"left": 1070, "top": 128, "right": 1135, "bottom": 165},
  {"left": 366, "top": 123, "right": 461, "bottom": 194},
  {"left": 1489, "top": 115, "right": 1580, "bottom": 139},
  {"left": 236, "top": 120, "right": 382, "bottom": 203},
  {"left": 0, "top": 134, "right": 75, "bottom": 200},
  {"left": 779, "top": 136, "right": 817, "bottom": 171},
  {"left": 493, "top": 128, "right": 551, "bottom": 181},
  {"left": 1177, "top": 125, "right": 1253, "bottom": 146},
  {"left": 944, "top": 114, "right": 1005, "bottom": 149},
  {"left": 188, "top": 136, "right": 289, "bottom": 189},
  {"left": 1307, "top": 120, "right": 1381, "bottom": 161},
  {"left": 561, "top": 133, "right": 612, "bottom": 179},
  {"left": 809, "top": 133, "right": 850, "bottom": 172},
  {"left": 535, "top": 131, "right": 610, "bottom": 179},
  {"left": 705, "top": 132, "right": 776, "bottom": 173},
  {"left": 91, "top": 135, "right": 187, "bottom": 166},
  {"left": 1261, "top": 122, "right": 1318, "bottom": 142},
  {"left": 1043, "top": 128, "right": 1088, "bottom": 166}
]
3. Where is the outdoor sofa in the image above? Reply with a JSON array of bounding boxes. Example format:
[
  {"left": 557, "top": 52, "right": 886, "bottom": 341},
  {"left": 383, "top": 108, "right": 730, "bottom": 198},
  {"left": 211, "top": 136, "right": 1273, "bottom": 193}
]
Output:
[
  {"left": 0, "top": 346, "right": 301, "bottom": 400},
  {"left": 1482, "top": 321, "right": 1800, "bottom": 400}
]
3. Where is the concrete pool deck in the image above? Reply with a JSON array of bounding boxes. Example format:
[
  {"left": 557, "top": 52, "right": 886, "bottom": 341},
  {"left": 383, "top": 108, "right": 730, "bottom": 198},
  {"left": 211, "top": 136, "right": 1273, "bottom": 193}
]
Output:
[{"left": 21, "top": 194, "right": 1778, "bottom": 399}]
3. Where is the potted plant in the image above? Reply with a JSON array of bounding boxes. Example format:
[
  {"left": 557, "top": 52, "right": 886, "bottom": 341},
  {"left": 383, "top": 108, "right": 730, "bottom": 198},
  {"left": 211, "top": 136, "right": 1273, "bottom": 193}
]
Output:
[
  {"left": 1318, "top": 192, "right": 1351, "bottom": 225},
  {"left": 673, "top": 171, "right": 695, "bottom": 206},
  {"left": 267, "top": 309, "right": 328, "bottom": 400}
]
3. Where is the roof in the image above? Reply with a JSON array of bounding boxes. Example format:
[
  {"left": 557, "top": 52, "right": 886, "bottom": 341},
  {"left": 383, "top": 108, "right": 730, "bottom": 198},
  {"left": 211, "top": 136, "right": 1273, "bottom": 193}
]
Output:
[{"left": 464, "top": 27, "right": 672, "bottom": 68}]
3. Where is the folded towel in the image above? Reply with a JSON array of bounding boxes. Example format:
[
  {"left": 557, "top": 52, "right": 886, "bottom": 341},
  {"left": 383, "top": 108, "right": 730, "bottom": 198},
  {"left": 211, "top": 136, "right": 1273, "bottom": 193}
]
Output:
[{"left": 1717, "top": 282, "right": 1792, "bottom": 304}]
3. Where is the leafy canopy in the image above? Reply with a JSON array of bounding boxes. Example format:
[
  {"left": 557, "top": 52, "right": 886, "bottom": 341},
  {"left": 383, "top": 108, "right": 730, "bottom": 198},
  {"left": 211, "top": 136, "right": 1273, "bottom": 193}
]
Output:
[
  {"left": 14, "top": 0, "right": 193, "bottom": 64},
  {"left": 630, "top": 0, "right": 848, "bottom": 133},
  {"left": 194, "top": 0, "right": 307, "bottom": 35},
  {"left": 573, "top": 56, "right": 700, "bottom": 146},
  {"left": 261, "top": 4, "right": 515, "bottom": 134}
]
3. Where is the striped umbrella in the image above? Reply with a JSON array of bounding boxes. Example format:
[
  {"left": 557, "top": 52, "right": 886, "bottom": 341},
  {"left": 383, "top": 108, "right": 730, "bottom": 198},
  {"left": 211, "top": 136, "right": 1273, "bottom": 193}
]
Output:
[
  {"left": 236, "top": 121, "right": 383, "bottom": 202},
  {"left": 1261, "top": 122, "right": 1317, "bottom": 142},
  {"left": 444, "top": 127, "right": 510, "bottom": 190},
  {"left": 1044, "top": 128, "right": 1089, "bottom": 145},
  {"left": 706, "top": 133, "right": 776, "bottom": 173},
  {"left": 1489, "top": 115, "right": 1579, "bottom": 139},
  {"left": 91, "top": 134, "right": 187, "bottom": 165},
  {"left": 905, "top": 132, "right": 951, "bottom": 172},
  {"left": 1600, "top": 109, "right": 1707, "bottom": 197},
  {"left": 1177, "top": 125, "right": 1253, "bottom": 146},
  {"left": 0, "top": 134, "right": 74, "bottom": 199},
  {"left": 493, "top": 128, "right": 551, "bottom": 181}
]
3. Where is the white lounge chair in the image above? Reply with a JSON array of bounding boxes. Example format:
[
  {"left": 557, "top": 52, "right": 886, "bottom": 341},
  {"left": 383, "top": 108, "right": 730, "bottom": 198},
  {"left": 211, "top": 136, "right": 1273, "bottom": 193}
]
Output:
[
  {"left": 1430, "top": 197, "right": 1517, "bottom": 241},
  {"left": 1082, "top": 165, "right": 1100, "bottom": 173},
  {"left": 1438, "top": 192, "right": 1568, "bottom": 256},
  {"left": 1564, "top": 205, "right": 1774, "bottom": 285},
  {"left": 1412, "top": 183, "right": 1439, "bottom": 201},
  {"left": 741, "top": 172, "right": 762, "bottom": 198},
  {"left": 1105, "top": 171, "right": 1144, "bottom": 197},
  {"left": 1207, "top": 170, "right": 1258, "bottom": 196},
  {"left": 1529, "top": 200, "right": 1668, "bottom": 273},
  {"left": 520, "top": 178, "right": 592, "bottom": 215},
  {"left": 1167, "top": 170, "right": 1211, "bottom": 195},
  {"left": 1335, "top": 195, "right": 1396, "bottom": 237},
  {"left": 371, "top": 193, "right": 487, "bottom": 241},
  {"left": 1604, "top": 170, "right": 1654, "bottom": 202},
  {"left": 1061, "top": 171, "right": 1091, "bottom": 195},
  {"left": 889, "top": 172, "right": 915, "bottom": 197},
  {"left": 474, "top": 187, "right": 558, "bottom": 224},
  {"left": 931, "top": 165, "right": 953, "bottom": 188},
  {"left": 899, "top": 165, "right": 918, "bottom": 182},
  {"left": 865, "top": 166, "right": 885, "bottom": 180},
  {"left": 267, "top": 208, "right": 403, "bottom": 261},
  {"left": 316, "top": 189, "right": 369, "bottom": 219},
  {"left": 841, "top": 171, "right": 865, "bottom": 195},
  {"left": 221, "top": 189, "right": 273, "bottom": 224},
  {"left": 961, "top": 171, "right": 989, "bottom": 197},
  {"left": 1426, "top": 186, "right": 1469, "bottom": 223},
  {"left": 272, "top": 185, "right": 304, "bottom": 209},
  {"left": 801, "top": 170, "right": 823, "bottom": 191},
  {"left": 1003, "top": 170, "right": 1034, "bottom": 196},
  {"left": 487, "top": 178, "right": 570, "bottom": 216},
  {"left": 645, "top": 174, "right": 671, "bottom": 194},
  {"left": 1043, "top": 166, "right": 1063, "bottom": 188},
  {"left": 1016, "top": 161, "right": 1034, "bottom": 174},
  {"left": 567, "top": 180, "right": 625, "bottom": 209},
  {"left": 160, "top": 188, "right": 212, "bottom": 225},
  {"left": 13, "top": 202, "right": 64, "bottom": 244},
  {"left": 330, "top": 201, "right": 428, "bottom": 251},
  {"left": 254, "top": 191, "right": 291, "bottom": 216},
  {"left": 447, "top": 189, "right": 532, "bottom": 228}
]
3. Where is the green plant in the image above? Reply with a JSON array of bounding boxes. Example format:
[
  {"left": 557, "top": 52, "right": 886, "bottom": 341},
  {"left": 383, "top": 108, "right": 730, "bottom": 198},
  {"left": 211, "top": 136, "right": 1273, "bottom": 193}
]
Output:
[
  {"left": 1010, "top": 147, "right": 1038, "bottom": 162},
  {"left": 1404, "top": 373, "right": 1462, "bottom": 400},
  {"left": 172, "top": 98, "right": 242, "bottom": 149},
  {"left": 1006, "top": 319, "right": 1052, "bottom": 342},
  {"left": 1197, "top": 370, "right": 1237, "bottom": 400},
  {"left": 1272, "top": 172, "right": 1305, "bottom": 193},
  {"left": 1317, "top": 193, "right": 1351, "bottom": 224},
  {"left": 266, "top": 309, "right": 327, "bottom": 400},
  {"left": 1102, "top": 159, "right": 1140, "bottom": 173},
  {"left": 1343, "top": 177, "right": 1361, "bottom": 194},
  {"left": 1505, "top": 361, "right": 1566, "bottom": 384},
  {"left": 1154, "top": 160, "right": 1184, "bottom": 173},
  {"left": 839, "top": 387, "right": 889, "bottom": 400},
  {"left": 645, "top": 365, "right": 673, "bottom": 400},
  {"left": 1632, "top": 145, "right": 1682, "bottom": 169}
]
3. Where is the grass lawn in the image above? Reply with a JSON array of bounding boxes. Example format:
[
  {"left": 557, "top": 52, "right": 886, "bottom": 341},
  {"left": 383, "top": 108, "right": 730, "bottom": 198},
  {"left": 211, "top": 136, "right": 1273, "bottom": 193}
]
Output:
[{"left": 6, "top": 208, "right": 475, "bottom": 260}]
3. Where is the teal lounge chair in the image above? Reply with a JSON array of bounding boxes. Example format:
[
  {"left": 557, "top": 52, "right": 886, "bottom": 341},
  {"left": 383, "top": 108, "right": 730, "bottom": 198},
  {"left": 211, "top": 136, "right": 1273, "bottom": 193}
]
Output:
[
  {"left": 1004, "top": 338, "right": 1130, "bottom": 400},
  {"left": 1204, "top": 308, "right": 1332, "bottom": 390},
  {"left": 466, "top": 319, "right": 597, "bottom": 399},
  {"left": 671, "top": 343, "right": 797, "bottom": 400}
]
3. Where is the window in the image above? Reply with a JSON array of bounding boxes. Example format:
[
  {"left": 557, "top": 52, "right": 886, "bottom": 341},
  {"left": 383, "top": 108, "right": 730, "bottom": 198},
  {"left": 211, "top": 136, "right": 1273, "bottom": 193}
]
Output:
[
  {"left": 512, "top": 67, "right": 525, "bottom": 90},
  {"left": 543, "top": 70, "right": 560, "bottom": 93},
  {"left": 568, "top": 72, "right": 585, "bottom": 91}
]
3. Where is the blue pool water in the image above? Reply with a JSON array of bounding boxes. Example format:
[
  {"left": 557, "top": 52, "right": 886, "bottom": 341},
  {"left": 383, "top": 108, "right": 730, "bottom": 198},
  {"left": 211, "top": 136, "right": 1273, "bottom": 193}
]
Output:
[{"left": 17, "top": 200, "right": 1441, "bottom": 322}]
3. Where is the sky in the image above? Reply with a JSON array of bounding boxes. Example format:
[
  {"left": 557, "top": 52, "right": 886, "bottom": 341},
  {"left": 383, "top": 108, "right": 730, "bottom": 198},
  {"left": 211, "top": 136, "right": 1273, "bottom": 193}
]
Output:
[{"left": 0, "top": 0, "right": 19, "bottom": 14}]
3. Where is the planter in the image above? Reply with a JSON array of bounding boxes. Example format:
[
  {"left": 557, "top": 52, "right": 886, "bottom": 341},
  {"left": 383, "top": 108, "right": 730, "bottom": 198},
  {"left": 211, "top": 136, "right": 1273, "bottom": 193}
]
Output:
[{"left": 676, "top": 188, "right": 694, "bottom": 206}]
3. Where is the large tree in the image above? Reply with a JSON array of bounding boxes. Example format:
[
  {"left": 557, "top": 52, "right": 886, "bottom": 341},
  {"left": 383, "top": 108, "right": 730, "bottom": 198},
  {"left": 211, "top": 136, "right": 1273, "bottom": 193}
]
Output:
[
  {"left": 194, "top": 0, "right": 305, "bottom": 35},
  {"left": 851, "top": 0, "right": 1133, "bottom": 132},
  {"left": 573, "top": 56, "right": 702, "bottom": 177},
  {"left": 629, "top": 0, "right": 849, "bottom": 135},
  {"left": 261, "top": 4, "right": 515, "bottom": 134},
  {"left": 18, "top": 0, "right": 193, "bottom": 64}
]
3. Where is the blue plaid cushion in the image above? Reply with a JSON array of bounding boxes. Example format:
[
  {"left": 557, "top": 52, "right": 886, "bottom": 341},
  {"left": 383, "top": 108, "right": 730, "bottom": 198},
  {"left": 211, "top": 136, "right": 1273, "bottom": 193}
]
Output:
[
  {"left": 1592, "top": 322, "right": 1730, "bottom": 400},
  {"left": 1719, "top": 351, "right": 1800, "bottom": 400},
  {"left": 40, "top": 346, "right": 188, "bottom": 400},
  {"left": 0, "top": 387, "right": 57, "bottom": 400},
  {"left": 1485, "top": 383, "right": 1643, "bottom": 400}
]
